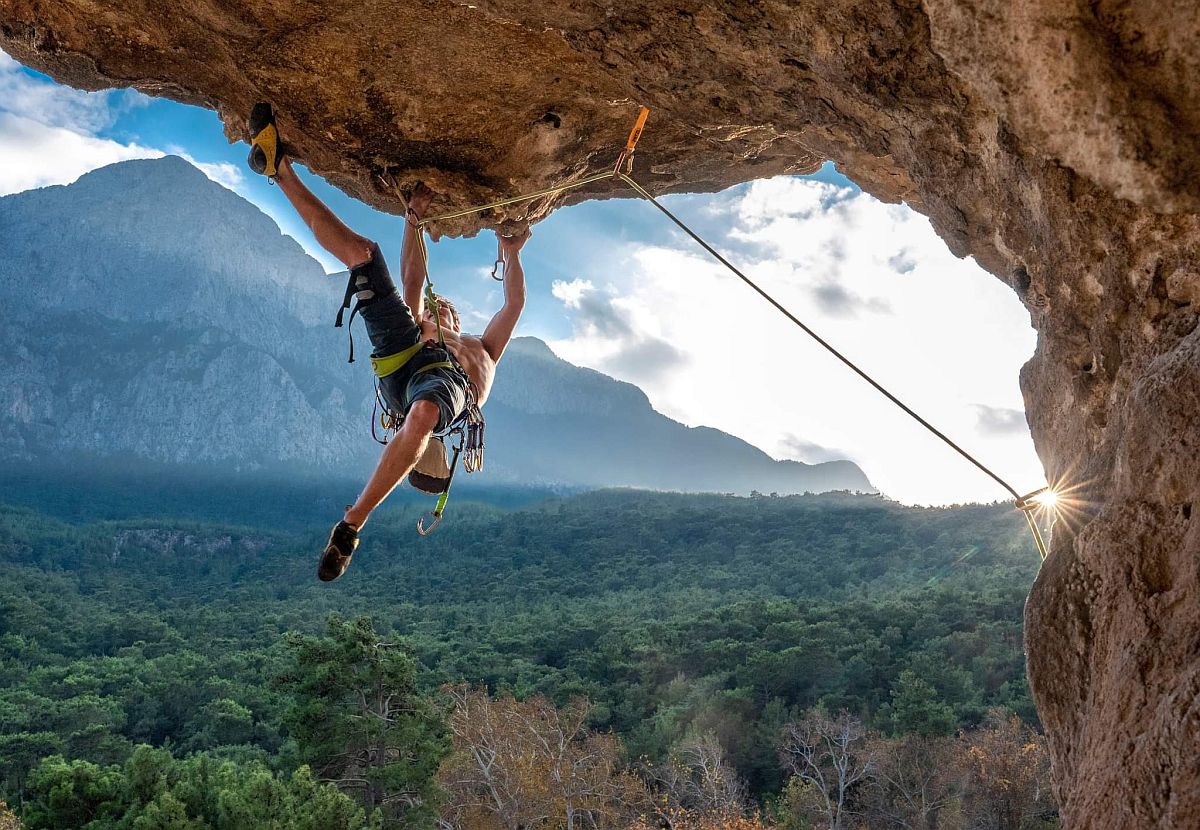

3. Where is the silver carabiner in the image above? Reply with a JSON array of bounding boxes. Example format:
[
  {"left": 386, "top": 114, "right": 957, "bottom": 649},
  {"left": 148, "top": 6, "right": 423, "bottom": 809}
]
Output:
[
  {"left": 416, "top": 510, "right": 443, "bottom": 536},
  {"left": 490, "top": 236, "right": 505, "bottom": 281}
]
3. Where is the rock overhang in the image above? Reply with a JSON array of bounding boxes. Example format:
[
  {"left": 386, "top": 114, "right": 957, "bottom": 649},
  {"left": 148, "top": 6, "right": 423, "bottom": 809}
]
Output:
[{"left": 3, "top": 1, "right": 1200, "bottom": 826}]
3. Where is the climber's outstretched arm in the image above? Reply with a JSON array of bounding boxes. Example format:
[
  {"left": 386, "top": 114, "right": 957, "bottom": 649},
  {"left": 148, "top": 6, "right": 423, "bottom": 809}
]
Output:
[
  {"left": 480, "top": 229, "right": 531, "bottom": 362},
  {"left": 400, "top": 184, "right": 435, "bottom": 318}
]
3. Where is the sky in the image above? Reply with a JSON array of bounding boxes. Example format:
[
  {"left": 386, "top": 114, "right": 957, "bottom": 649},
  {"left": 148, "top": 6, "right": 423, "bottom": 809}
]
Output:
[{"left": 0, "top": 50, "right": 1044, "bottom": 506}]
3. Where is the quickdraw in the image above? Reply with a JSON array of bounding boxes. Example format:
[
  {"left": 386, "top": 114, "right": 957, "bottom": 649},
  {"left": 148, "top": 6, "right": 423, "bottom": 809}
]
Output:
[{"left": 416, "top": 394, "right": 484, "bottom": 535}]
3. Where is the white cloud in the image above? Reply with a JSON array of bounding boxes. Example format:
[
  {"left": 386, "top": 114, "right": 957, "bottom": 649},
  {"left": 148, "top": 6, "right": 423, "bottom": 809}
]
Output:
[
  {"left": 974, "top": 404, "right": 1028, "bottom": 435},
  {"left": 0, "top": 51, "right": 147, "bottom": 133},
  {"left": 0, "top": 112, "right": 250, "bottom": 201},
  {"left": 0, "top": 112, "right": 162, "bottom": 195},
  {"left": 551, "top": 278, "right": 596, "bottom": 309},
  {"left": 188, "top": 159, "right": 245, "bottom": 191},
  {"left": 550, "top": 179, "right": 1042, "bottom": 505},
  {"left": 550, "top": 274, "right": 690, "bottom": 385},
  {"left": 778, "top": 434, "right": 857, "bottom": 465},
  {"left": 0, "top": 52, "right": 163, "bottom": 195}
]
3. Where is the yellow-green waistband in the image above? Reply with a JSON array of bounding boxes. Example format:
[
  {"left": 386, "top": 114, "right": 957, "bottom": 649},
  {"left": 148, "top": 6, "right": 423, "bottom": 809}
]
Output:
[{"left": 369, "top": 341, "right": 426, "bottom": 378}]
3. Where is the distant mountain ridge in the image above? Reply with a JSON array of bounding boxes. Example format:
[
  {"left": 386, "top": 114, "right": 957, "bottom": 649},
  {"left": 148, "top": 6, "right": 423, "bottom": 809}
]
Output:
[
  {"left": 0, "top": 157, "right": 872, "bottom": 495},
  {"left": 487, "top": 339, "right": 871, "bottom": 493}
]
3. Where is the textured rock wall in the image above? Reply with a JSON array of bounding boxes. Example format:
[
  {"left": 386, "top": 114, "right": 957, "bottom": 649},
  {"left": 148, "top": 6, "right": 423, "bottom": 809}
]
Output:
[{"left": 2, "top": 0, "right": 1199, "bottom": 824}]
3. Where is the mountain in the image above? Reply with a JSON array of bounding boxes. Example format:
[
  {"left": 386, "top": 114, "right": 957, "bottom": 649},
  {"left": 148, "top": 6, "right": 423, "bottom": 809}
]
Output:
[
  {"left": 486, "top": 339, "right": 871, "bottom": 493},
  {"left": 0, "top": 157, "right": 871, "bottom": 495}
]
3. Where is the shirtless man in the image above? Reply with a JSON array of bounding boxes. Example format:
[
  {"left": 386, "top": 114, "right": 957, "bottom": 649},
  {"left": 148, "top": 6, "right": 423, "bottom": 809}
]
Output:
[{"left": 246, "top": 103, "right": 529, "bottom": 581}]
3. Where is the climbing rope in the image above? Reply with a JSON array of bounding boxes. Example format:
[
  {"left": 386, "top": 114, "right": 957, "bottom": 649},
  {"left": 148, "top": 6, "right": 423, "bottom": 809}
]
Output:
[{"left": 401, "top": 108, "right": 1054, "bottom": 559}]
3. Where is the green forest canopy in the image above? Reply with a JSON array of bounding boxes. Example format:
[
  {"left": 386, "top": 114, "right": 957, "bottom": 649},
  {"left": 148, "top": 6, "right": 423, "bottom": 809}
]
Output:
[{"left": 0, "top": 483, "right": 1041, "bottom": 808}]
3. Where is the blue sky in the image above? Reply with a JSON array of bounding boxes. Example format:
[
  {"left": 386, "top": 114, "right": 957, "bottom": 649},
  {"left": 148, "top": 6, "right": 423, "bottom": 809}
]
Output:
[{"left": 0, "top": 50, "right": 1044, "bottom": 505}]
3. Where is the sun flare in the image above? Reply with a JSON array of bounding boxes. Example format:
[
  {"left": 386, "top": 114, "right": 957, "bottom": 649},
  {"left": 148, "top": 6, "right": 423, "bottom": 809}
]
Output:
[{"left": 1032, "top": 488, "right": 1060, "bottom": 509}]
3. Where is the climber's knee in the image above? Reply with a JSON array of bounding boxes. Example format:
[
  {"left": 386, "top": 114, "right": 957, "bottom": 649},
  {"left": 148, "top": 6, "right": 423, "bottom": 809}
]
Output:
[
  {"left": 349, "top": 241, "right": 397, "bottom": 306},
  {"left": 404, "top": 400, "right": 441, "bottom": 437}
]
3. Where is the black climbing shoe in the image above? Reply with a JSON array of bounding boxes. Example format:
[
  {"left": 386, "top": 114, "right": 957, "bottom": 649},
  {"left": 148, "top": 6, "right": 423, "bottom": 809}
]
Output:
[
  {"left": 318, "top": 521, "right": 359, "bottom": 582},
  {"left": 247, "top": 102, "right": 284, "bottom": 178}
]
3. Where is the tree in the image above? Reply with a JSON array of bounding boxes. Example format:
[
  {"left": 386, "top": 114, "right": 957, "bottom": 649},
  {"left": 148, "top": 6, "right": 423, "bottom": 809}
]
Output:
[
  {"left": 643, "top": 733, "right": 748, "bottom": 828},
  {"left": 862, "top": 734, "right": 963, "bottom": 830},
  {"left": 883, "top": 671, "right": 956, "bottom": 738},
  {"left": 958, "top": 712, "right": 1056, "bottom": 830},
  {"left": 23, "top": 746, "right": 379, "bottom": 830},
  {"left": 0, "top": 731, "right": 63, "bottom": 799},
  {"left": 279, "top": 615, "right": 448, "bottom": 828},
  {"left": 22, "top": 755, "right": 126, "bottom": 830},
  {"left": 778, "top": 710, "right": 873, "bottom": 830},
  {"left": 439, "top": 687, "right": 646, "bottom": 830}
]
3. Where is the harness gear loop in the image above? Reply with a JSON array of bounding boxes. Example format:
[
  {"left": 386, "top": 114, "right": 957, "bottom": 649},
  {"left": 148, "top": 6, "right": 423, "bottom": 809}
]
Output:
[
  {"left": 371, "top": 381, "right": 392, "bottom": 446},
  {"left": 463, "top": 411, "right": 485, "bottom": 472}
]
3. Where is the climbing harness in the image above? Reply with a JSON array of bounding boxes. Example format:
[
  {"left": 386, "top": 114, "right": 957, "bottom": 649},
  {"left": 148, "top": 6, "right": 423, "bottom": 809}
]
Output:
[{"left": 396, "top": 105, "right": 1056, "bottom": 558}]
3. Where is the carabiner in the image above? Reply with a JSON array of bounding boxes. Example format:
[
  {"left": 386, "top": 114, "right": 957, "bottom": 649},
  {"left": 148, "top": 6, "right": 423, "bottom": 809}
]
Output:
[
  {"left": 416, "top": 510, "right": 443, "bottom": 536},
  {"left": 490, "top": 237, "right": 505, "bottom": 281}
]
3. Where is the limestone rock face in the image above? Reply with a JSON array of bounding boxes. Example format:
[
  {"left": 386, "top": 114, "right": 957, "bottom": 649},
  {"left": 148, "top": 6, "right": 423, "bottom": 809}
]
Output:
[{"left": 2, "top": 0, "right": 1199, "bottom": 824}]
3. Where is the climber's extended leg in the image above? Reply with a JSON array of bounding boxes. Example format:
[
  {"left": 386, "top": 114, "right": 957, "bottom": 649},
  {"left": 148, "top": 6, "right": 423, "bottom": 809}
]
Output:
[
  {"left": 273, "top": 158, "right": 374, "bottom": 269},
  {"left": 246, "top": 103, "right": 373, "bottom": 269},
  {"left": 317, "top": 400, "right": 441, "bottom": 581}
]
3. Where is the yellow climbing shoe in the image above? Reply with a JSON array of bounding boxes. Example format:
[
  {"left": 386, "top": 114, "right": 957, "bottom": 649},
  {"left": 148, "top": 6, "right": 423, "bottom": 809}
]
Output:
[{"left": 247, "top": 102, "right": 283, "bottom": 178}]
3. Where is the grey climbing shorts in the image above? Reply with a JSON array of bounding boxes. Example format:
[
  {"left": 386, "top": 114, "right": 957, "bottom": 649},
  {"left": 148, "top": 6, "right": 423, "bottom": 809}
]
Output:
[{"left": 380, "top": 352, "right": 470, "bottom": 435}]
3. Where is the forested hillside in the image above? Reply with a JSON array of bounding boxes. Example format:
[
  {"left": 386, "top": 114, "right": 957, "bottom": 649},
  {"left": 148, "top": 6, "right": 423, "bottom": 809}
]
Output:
[{"left": 0, "top": 486, "right": 1055, "bottom": 827}]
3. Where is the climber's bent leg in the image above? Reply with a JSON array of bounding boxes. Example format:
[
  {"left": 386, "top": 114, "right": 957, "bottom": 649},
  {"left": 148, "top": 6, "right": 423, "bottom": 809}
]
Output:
[
  {"left": 319, "top": 401, "right": 439, "bottom": 581},
  {"left": 344, "top": 400, "right": 441, "bottom": 529},
  {"left": 403, "top": 363, "right": 469, "bottom": 436}
]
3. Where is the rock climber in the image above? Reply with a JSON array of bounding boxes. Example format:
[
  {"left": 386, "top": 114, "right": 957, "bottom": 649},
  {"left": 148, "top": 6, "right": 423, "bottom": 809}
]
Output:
[{"left": 245, "top": 103, "right": 530, "bottom": 581}]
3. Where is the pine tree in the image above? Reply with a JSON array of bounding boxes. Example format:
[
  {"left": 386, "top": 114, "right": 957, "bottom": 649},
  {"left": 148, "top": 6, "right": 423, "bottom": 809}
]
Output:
[
  {"left": 278, "top": 615, "right": 447, "bottom": 828},
  {"left": 884, "top": 670, "right": 956, "bottom": 737}
]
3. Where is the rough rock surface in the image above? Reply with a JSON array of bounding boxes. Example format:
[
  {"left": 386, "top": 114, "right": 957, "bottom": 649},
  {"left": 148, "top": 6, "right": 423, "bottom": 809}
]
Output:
[{"left": 2, "top": 0, "right": 1199, "bottom": 825}]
